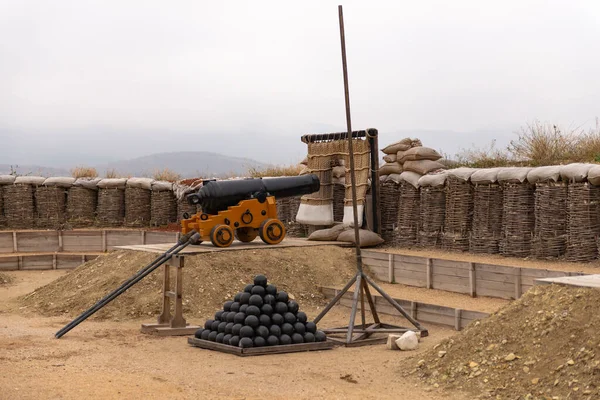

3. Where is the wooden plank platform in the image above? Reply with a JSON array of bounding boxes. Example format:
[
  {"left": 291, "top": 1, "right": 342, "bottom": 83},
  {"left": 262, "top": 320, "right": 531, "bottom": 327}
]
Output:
[
  {"left": 535, "top": 274, "right": 600, "bottom": 288},
  {"left": 117, "top": 238, "right": 346, "bottom": 255},
  {"left": 141, "top": 323, "right": 201, "bottom": 336},
  {"left": 187, "top": 337, "right": 334, "bottom": 356}
]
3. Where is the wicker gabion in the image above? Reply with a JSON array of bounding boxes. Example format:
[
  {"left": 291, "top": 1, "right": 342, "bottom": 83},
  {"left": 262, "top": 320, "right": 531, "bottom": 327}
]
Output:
[
  {"left": 418, "top": 185, "right": 445, "bottom": 247},
  {"left": 500, "top": 182, "right": 535, "bottom": 257},
  {"left": 0, "top": 186, "right": 4, "bottom": 227},
  {"left": 66, "top": 186, "right": 97, "bottom": 227},
  {"left": 278, "top": 196, "right": 307, "bottom": 238},
  {"left": 150, "top": 190, "right": 177, "bottom": 226},
  {"left": 35, "top": 186, "right": 67, "bottom": 229},
  {"left": 333, "top": 184, "right": 345, "bottom": 223},
  {"left": 441, "top": 177, "right": 473, "bottom": 251},
  {"left": 4, "top": 184, "right": 35, "bottom": 229},
  {"left": 379, "top": 181, "right": 400, "bottom": 243},
  {"left": 395, "top": 182, "right": 420, "bottom": 247},
  {"left": 532, "top": 182, "right": 567, "bottom": 259},
  {"left": 177, "top": 196, "right": 197, "bottom": 223},
  {"left": 124, "top": 187, "right": 151, "bottom": 227},
  {"left": 96, "top": 188, "right": 125, "bottom": 227},
  {"left": 566, "top": 182, "right": 600, "bottom": 262},
  {"left": 470, "top": 184, "right": 503, "bottom": 254}
]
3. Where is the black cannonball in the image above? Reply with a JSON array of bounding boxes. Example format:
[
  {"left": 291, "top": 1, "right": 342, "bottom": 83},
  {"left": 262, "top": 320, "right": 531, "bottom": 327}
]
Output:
[
  {"left": 267, "top": 335, "right": 279, "bottom": 346},
  {"left": 232, "top": 323, "right": 242, "bottom": 336},
  {"left": 204, "top": 319, "right": 214, "bottom": 330},
  {"left": 219, "top": 311, "right": 229, "bottom": 321},
  {"left": 229, "top": 335, "right": 240, "bottom": 347},
  {"left": 296, "top": 311, "right": 307, "bottom": 323},
  {"left": 275, "top": 302, "right": 288, "bottom": 314},
  {"left": 218, "top": 321, "right": 227, "bottom": 333},
  {"left": 249, "top": 294, "right": 263, "bottom": 308},
  {"left": 255, "top": 325, "right": 269, "bottom": 339},
  {"left": 303, "top": 332, "right": 316, "bottom": 343},
  {"left": 284, "top": 312, "right": 297, "bottom": 324},
  {"left": 263, "top": 294, "right": 276, "bottom": 306},
  {"left": 253, "top": 336, "right": 266, "bottom": 347},
  {"left": 266, "top": 284, "right": 277, "bottom": 296},
  {"left": 281, "top": 323, "right": 294, "bottom": 336},
  {"left": 244, "top": 284, "right": 254, "bottom": 293},
  {"left": 223, "top": 334, "right": 232, "bottom": 344},
  {"left": 210, "top": 320, "right": 220, "bottom": 331},
  {"left": 239, "top": 325, "right": 254, "bottom": 338},
  {"left": 239, "top": 337, "right": 253, "bottom": 348},
  {"left": 269, "top": 325, "right": 281, "bottom": 337},
  {"left": 305, "top": 321, "right": 317, "bottom": 334},
  {"left": 244, "top": 315, "right": 260, "bottom": 329},
  {"left": 194, "top": 328, "right": 204, "bottom": 339},
  {"left": 315, "top": 330, "right": 327, "bottom": 342},
  {"left": 234, "top": 292, "right": 243, "bottom": 303},
  {"left": 292, "top": 333, "right": 304, "bottom": 344},
  {"left": 279, "top": 334, "right": 292, "bottom": 345},
  {"left": 276, "top": 291, "right": 289, "bottom": 303},
  {"left": 294, "top": 322, "right": 306, "bottom": 335},
  {"left": 201, "top": 329, "right": 210, "bottom": 341},
  {"left": 234, "top": 312, "right": 246, "bottom": 324},
  {"left": 208, "top": 331, "right": 218, "bottom": 342},
  {"left": 251, "top": 285, "right": 266, "bottom": 297},
  {"left": 239, "top": 292, "right": 251, "bottom": 305},
  {"left": 261, "top": 304, "right": 273, "bottom": 316},
  {"left": 239, "top": 304, "right": 249, "bottom": 313},
  {"left": 259, "top": 314, "right": 271, "bottom": 327},
  {"left": 246, "top": 305, "right": 261, "bottom": 317},
  {"left": 225, "top": 322, "right": 234, "bottom": 334},
  {"left": 271, "top": 313, "right": 284, "bottom": 326},
  {"left": 230, "top": 302, "right": 241, "bottom": 313},
  {"left": 223, "top": 301, "right": 234, "bottom": 312},
  {"left": 254, "top": 274, "right": 268, "bottom": 287},
  {"left": 287, "top": 300, "right": 299, "bottom": 314},
  {"left": 214, "top": 310, "right": 224, "bottom": 321},
  {"left": 226, "top": 312, "right": 236, "bottom": 323}
]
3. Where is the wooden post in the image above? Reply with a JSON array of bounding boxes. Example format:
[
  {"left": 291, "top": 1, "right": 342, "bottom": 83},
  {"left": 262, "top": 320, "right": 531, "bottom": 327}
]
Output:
[
  {"left": 52, "top": 254, "right": 57, "bottom": 270},
  {"left": 469, "top": 262, "right": 476, "bottom": 297},
  {"left": 58, "top": 231, "right": 63, "bottom": 252},
  {"left": 141, "top": 230, "right": 146, "bottom": 245},
  {"left": 514, "top": 268, "right": 522, "bottom": 299},
  {"left": 454, "top": 308, "right": 462, "bottom": 331},
  {"left": 158, "top": 262, "right": 171, "bottom": 324},
  {"left": 426, "top": 258, "right": 432, "bottom": 289},
  {"left": 171, "top": 256, "right": 187, "bottom": 328},
  {"left": 13, "top": 232, "right": 18, "bottom": 253},
  {"left": 410, "top": 301, "right": 417, "bottom": 320},
  {"left": 81, "top": 254, "right": 86, "bottom": 264},
  {"left": 101, "top": 230, "right": 107, "bottom": 252},
  {"left": 388, "top": 253, "right": 394, "bottom": 283},
  {"left": 18, "top": 256, "right": 22, "bottom": 270}
]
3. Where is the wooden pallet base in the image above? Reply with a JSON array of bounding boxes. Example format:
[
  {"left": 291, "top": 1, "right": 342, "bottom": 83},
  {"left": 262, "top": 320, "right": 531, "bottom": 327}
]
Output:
[
  {"left": 323, "top": 323, "right": 420, "bottom": 347},
  {"left": 187, "top": 337, "right": 335, "bottom": 356},
  {"left": 141, "top": 323, "right": 201, "bottom": 336}
]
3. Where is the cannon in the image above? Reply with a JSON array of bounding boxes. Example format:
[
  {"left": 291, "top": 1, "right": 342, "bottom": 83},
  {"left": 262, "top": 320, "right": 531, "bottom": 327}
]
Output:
[{"left": 181, "top": 175, "right": 320, "bottom": 247}]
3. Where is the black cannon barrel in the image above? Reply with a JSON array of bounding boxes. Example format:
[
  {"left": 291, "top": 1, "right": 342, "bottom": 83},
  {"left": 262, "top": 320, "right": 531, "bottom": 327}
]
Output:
[{"left": 187, "top": 174, "right": 320, "bottom": 215}]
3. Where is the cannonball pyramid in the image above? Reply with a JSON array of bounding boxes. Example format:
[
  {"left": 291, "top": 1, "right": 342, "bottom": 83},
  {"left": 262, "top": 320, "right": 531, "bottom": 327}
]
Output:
[{"left": 194, "top": 275, "right": 327, "bottom": 348}]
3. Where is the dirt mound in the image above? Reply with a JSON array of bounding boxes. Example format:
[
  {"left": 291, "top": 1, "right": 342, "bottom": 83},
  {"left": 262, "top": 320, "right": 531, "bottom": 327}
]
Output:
[
  {"left": 408, "top": 284, "right": 600, "bottom": 399},
  {"left": 0, "top": 272, "right": 12, "bottom": 285},
  {"left": 19, "top": 246, "right": 355, "bottom": 321}
]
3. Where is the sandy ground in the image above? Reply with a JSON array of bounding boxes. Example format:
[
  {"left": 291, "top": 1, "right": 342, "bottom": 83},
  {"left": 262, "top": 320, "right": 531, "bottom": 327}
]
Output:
[{"left": 0, "top": 270, "right": 469, "bottom": 400}]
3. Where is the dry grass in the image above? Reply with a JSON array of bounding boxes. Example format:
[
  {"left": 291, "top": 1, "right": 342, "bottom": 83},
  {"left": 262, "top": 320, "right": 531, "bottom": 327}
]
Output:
[
  {"left": 247, "top": 164, "right": 304, "bottom": 177},
  {"left": 70, "top": 166, "right": 98, "bottom": 178},
  {"left": 104, "top": 168, "right": 120, "bottom": 178},
  {"left": 454, "top": 140, "right": 514, "bottom": 168},
  {"left": 152, "top": 168, "right": 181, "bottom": 182}
]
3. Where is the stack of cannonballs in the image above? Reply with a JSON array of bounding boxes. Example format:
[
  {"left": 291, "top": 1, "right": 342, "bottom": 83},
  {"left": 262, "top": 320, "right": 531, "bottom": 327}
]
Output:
[{"left": 194, "top": 275, "right": 326, "bottom": 348}]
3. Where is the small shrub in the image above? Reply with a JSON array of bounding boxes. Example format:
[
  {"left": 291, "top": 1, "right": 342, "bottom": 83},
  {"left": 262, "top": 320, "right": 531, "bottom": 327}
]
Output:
[
  {"left": 70, "top": 166, "right": 98, "bottom": 178},
  {"left": 104, "top": 168, "right": 120, "bottom": 178},
  {"left": 247, "top": 164, "right": 304, "bottom": 178},
  {"left": 153, "top": 168, "right": 181, "bottom": 182},
  {"left": 507, "top": 121, "right": 578, "bottom": 166},
  {"left": 454, "top": 140, "right": 514, "bottom": 168}
]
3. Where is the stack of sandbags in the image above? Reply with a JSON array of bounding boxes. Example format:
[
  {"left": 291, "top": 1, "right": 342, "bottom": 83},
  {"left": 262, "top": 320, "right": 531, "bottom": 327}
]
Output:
[
  {"left": 0, "top": 175, "right": 16, "bottom": 227},
  {"left": 67, "top": 178, "right": 101, "bottom": 227},
  {"left": 125, "top": 178, "right": 153, "bottom": 227},
  {"left": 529, "top": 166, "right": 566, "bottom": 259},
  {"left": 150, "top": 181, "right": 177, "bottom": 227},
  {"left": 4, "top": 176, "right": 44, "bottom": 229},
  {"left": 379, "top": 138, "right": 414, "bottom": 181},
  {"left": 36, "top": 177, "right": 75, "bottom": 229},
  {"left": 417, "top": 172, "right": 447, "bottom": 247},
  {"left": 470, "top": 168, "right": 503, "bottom": 254},
  {"left": 395, "top": 171, "right": 421, "bottom": 247},
  {"left": 442, "top": 168, "right": 476, "bottom": 251},
  {"left": 498, "top": 167, "right": 534, "bottom": 258},
  {"left": 96, "top": 178, "right": 127, "bottom": 227}
]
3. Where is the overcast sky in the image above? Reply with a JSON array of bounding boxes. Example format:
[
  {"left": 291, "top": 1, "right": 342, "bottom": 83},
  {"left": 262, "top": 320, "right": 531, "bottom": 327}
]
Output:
[{"left": 1, "top": 0, "right": 599, "bottom": 167}]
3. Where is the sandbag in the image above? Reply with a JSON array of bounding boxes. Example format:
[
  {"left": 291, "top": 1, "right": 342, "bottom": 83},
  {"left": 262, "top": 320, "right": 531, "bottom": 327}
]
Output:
[
  {"left": 379, "top": 162, "right": 403, "bottom": 175},
  {"left": 299, "top": 166, "right": 310, "bottom": 176},
  {"left": 337, "top": 229, "right": 384, "bottom": 247},
  {"left": 399, "top": 171, "right": 422, "bottom": 188},
  {"left": 379, "top": 174, "right": 389, "bottom": 182},
  {"left": 397, "top": 147, "right": 442, "bottom": 163},
  {"left": 403, "top": 160, "right": 445, "bottom": 175},
  {"left": 0, "top": 175, "right": 16, "bottom": 185},
  {"left": 74, "top": 177, "right": 102, "bottom": 190},
  {"left": 527, "top": 166, "right": 562, "bottom": 184},
  {"left": 307, "top": 224, "right": 347, "bottom": 241},
  {"left": 97, "top": 178, "right": 128, "bottom": 189},
  {"left": 383, "top": 154, "right": 397, "bottom": 163},
  {"left": 560, "top": 163, "right": 592, "bottom": 183},
  {"left": 470, "top": 168, "right": 501, "bottom": 184},
  {"left": 151, "top": 181, "right": 174, "bottom": 191},
  {"left": 588, "top": 166, "right": 600, "bottom": 186},
  {"left": 300, "top": 156, "right": 308, "bottom": 166},
  {"left": 332, "top": 166, "right": 345, "bottom": 178},
  {"left": 43, "top": 177, "right": 76, "bottom": 187},
  {"left": 497, "top": 167, "right": 532, "bottom": 183},
  {"left": 386, "top": 174, "right": 402, "bottom": 184},
  {"left": 126, "top": 177, "right": 154, "bottom": 190},
  {"left": 447, "top": 167, "right": 477, "bottom": 182},
  {"left": 14, "top": 176, "right": 46, "bottom": 185},
  {"left": 382, "top": 138, "right": 412, "bottom": 154},
  {"left": 418, "top": 171, "right": 447, "bottom": 187},
  {"left": 396, "top": 150, "right": 407, "bottom": 162}
]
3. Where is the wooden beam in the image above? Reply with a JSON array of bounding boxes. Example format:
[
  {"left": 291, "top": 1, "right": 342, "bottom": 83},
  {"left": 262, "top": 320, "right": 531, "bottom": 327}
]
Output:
[
  {"left": 469, "top": 262, "right": 476, "bottom": 297},
  {"left": 514, "top": 267, "right": 522, "bottom": 299},
  {"left": 388, "top": 253, "right": 394, "bottom": 283},
  {"left": 426, "top": 258, "right": 432, "bottom": 289}
]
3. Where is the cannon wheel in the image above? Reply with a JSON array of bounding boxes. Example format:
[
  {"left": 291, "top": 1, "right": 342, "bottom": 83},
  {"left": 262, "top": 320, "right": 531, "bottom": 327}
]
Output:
[
  {"left": 259, "top": 218, "right": 286, "bottom": 245},
  {"left": 210, "top": 224, "right": 234, "bottom": 248},
  {"left": 235, "top": 227, "right": 258, "bottom": 243}
]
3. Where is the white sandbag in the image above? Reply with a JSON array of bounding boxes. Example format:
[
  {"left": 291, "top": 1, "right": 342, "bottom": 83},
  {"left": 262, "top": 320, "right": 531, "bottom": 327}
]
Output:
[
  {"left": 332, "top": 166, "right": 346, "bottom": 178},
  {"left": 386, "top": 334, "right": 401, "bottom": 350},
  {"left": 386, "top": 174, "right": 402, "bottom": 184},
  {"left": 300, "top": 156, "right": 308, "bottom": 166},
  {"left": 395, "top": 331, "right": 419, "bottom": 351},
  {"left": 336, "top": 176, "right": 346, "bottom": 186},
  {"left": 396, "top": 150, "right": 407, "bottom": 161},
  {"left": 343, "top": 205, "right": 364, "bottom": 227},
  {"left": 379, "top": 174, "right": 389, "bottom": 182},
  {"left": 337, "top": 159, "right": 345, "bottom": 167},
  {"left": 74, "top": 177, "right": 102, "bottom": 189},
  {"left": 403, "top": 160, "right": 445, "bottom": 175},
  {"left": 97, "top": 178, "right": 128, "bottom": 189},
  {"left": 383, "top": 154, "right": 397, "bottom": 163},
  {"left": 398, "top": 147, "right": 442, "bottom": 163},
  {"left": 307, "top": 224, "right": 347, "bottom": 241},
  {"left": 126, "top": 177, "right": 154, "bottom": 190},
  {"left": 0, "top": 175, "right": 16, "bottom": 185},
  {"left": 296, "top": 203, "right": 333, "bottom": 225},
  {"left": 447, "top": 167, "right": 477, "bottom": 182},
  {"left": 337, "top": 229, "right": 384, "bottom": 247},
  {"left": 497, "top": 167, "right": 532, "bottom": 183},
  {"left": 43, "top": 177, "right": 76, "bottom": 187},
  {"left": 560, "top": 163, "right": 593, "bottom": 183},
  {"left": 14, "top": 176, "right": 46, "bottom": 185},
  {"left": 470, "top": 168, "right": 501, "bottom": 184},
  {"left": 587, "top": 166, "right": 600, "bottom": 186},
  {"left": 399, "top": 171, "right": 421, "bottom": 188},
  {"left": 382, "top": 138, "right": 412, "bottom": 154},
  {"left": 379, "top": 162, "right": 403, "bottom": 175},
  {"left": 151, "top": 180, "right": 174, "bottom": 191},
  {"left": 418, "top": 171, "right": 447, "bottom": 187},
  {"left": 527, "top": 166, "right": 562, "bottom": 184}
]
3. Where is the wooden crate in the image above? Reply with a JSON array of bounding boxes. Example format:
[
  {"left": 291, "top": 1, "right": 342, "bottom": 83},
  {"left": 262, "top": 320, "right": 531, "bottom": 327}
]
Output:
[{"left": 187, "top": 337, "right": 334, "bottom": 357}]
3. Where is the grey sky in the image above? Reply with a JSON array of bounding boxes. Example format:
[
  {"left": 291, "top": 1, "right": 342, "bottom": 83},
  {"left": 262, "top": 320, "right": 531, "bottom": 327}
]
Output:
[{"left": 1, "top": 0, "right": 599, "bottom": 167}]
